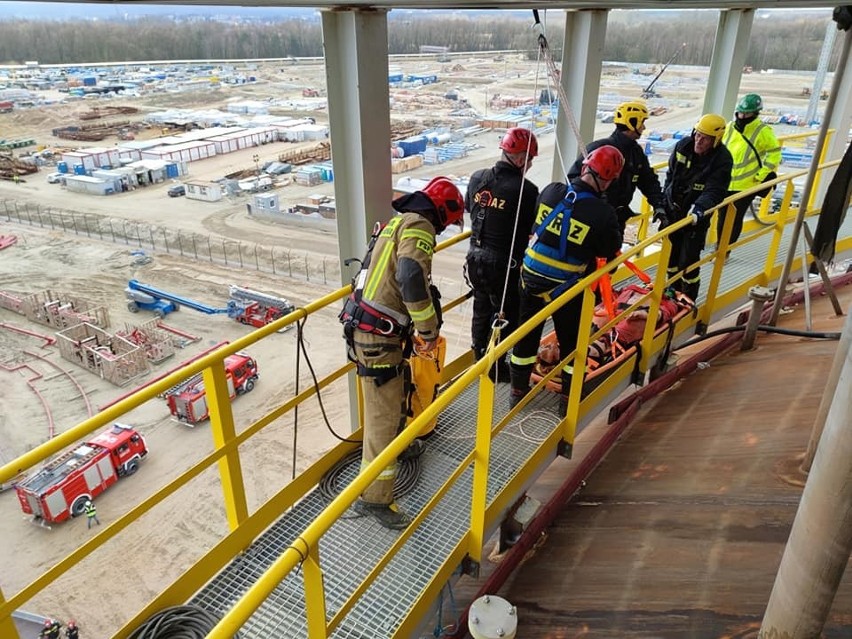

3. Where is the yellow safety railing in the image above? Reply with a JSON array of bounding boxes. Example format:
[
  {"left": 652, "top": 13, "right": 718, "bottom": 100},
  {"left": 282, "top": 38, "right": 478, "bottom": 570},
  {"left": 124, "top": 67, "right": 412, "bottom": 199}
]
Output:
[{"left": 0, "top": 146, "right": 848, "bottom": 639}]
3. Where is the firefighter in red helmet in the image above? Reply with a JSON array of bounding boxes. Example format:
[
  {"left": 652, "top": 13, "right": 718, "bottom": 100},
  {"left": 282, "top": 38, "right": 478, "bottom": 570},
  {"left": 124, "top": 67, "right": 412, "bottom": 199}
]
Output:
[
  {"left": 40, "top": 619, "right": 61, "bottom": 639},
  {"left": 465, "top": 127, "right": 540, "bottom": 381},
  {"left": 509, "top": 145, "right": 624, "bottom": 411},
  {"left": 340, "top": 176, "right": 464, "bottom": 529},
  {"left": 65, "top": 620, "right": 80, "bottom": 639}
]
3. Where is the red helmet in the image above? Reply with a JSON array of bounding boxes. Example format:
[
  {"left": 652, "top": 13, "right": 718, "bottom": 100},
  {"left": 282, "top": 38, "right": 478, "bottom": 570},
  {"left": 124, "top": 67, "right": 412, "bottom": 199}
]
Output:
[
  {"left": 422, "top": 177, "right": 464, "bottom": 228},
  {"left": 68, "top": 620, "right": 77, "bottom": 628},
  {"left": 581, "top": 145, "right": 625, "bottom": 182},
  {"left": 499, "top": 127, "right": 538, "bottom": 158},
  {"left": 44, "top": 619, "right": 53, "bottom": 627}
]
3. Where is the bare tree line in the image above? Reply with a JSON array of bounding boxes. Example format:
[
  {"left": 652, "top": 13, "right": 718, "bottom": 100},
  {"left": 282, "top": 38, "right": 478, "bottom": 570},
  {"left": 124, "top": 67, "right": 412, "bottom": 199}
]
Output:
[{"left": 0, "top": 13, "right": 841, "bottom": 72}]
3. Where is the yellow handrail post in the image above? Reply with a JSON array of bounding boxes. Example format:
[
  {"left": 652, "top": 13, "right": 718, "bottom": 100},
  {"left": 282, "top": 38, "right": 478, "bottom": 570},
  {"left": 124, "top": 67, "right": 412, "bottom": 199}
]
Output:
[
  {"left": 469, "top": 372, "right": 495, "bottom": 563},
  {"left": 701, "top": 205, "right": 736, "bottom": 327},
  {"left": 203, "top": 363, "right": 249, "bottom": 532},
  {"left": 638, "top": 237, "right": 673, "bottom": 372},
  {"left": 563, "top": 286, "right": 598, "bottom": 449},
  {"left": 302, "top": 543, "right": 328, "bottom": 638},
  {"left": 764, "top": 181, "right": 798, "bottom": 285},
  {"left": 0, "top": 591, "right": 20, "bottom": 639}
]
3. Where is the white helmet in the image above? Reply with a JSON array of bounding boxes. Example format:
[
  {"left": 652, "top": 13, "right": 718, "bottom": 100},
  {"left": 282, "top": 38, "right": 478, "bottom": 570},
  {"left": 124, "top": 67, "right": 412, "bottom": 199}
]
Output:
[{"left": 85, "top": 500, "right": 92, "bottom": 506}]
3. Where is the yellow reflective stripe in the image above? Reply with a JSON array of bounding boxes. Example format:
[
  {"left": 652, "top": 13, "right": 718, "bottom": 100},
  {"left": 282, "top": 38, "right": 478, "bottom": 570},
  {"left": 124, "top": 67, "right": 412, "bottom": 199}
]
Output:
[
  {"left": 401, "top": 228, "right": 434, "bottom": 245},
  {"left": 380, "top": 216, "right": 402, "bottom": 238},
  {"left": 683, "top": 274, "right": 700, "bottom": 284},
  {"left": 562, "top": 364, "right": 574, "bottom": 374},
  {"left": 363, "top": 241, "right": 394, "bottom": 300},
  {"left": 525, "top": 249, "right": 586, "bottom": 272},
  {"left": 361, "top": 459, "right": 397, "bottom": 480},
  {"left": 409, "top": 305, "right": 436, "bottom": 322},
  {"left": 511, "top": 354, "right": 538, "bottom": 366}
]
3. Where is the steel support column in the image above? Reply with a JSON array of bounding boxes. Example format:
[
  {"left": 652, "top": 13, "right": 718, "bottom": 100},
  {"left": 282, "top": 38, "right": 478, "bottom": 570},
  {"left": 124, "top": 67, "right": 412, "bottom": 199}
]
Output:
[
  {"left": 551, "top": 9, "right": 608, "bottom": 182},
  {"left": 321, "top": 9, "right": 392, "bottom": 432},
  {"left": 703, "top": 8, "right": 754, "bottom": 117},
  {"left": 758, "top": 306, "right": 852, "bottom": 639},
  {"left": 321, "top": 8, "right": 392, "bottom": 285}
]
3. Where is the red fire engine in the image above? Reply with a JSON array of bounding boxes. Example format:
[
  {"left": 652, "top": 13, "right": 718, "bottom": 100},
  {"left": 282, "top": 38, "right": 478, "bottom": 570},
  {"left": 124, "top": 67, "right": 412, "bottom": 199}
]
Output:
[
  {"left": 15, "top": 423, "right": 148, "bottom": 525},
  {"left": 163, "top": 353, "right": 258, "bottom": 425}
]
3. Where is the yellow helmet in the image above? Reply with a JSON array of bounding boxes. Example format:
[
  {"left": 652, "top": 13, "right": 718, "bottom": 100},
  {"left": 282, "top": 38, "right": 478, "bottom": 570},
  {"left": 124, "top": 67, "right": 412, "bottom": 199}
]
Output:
[
  {"left": 694, "top": 113, "right": 726, "bottom": 146},
  {"left": 613, "top": 101, "right": 649, "bottom": 133}
]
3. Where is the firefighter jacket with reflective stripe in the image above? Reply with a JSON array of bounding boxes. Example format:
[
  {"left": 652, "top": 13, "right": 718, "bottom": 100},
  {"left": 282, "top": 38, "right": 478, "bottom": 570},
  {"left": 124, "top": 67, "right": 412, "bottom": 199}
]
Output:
[
  {"left": 723, "top": 117, "right": 782, "bottom": 192},
  {"left": 663, "top": 136, "right": 733, "bottom": 220},
  {"left": 466, "top": 160, "right": 539, "bottom": 262},
  {"left": 521, "top": 179, "right": 622, "bottom": 298},
  {"left": 359, "top": 212, "right": 439, "bottom": 341},
  {"left": 567, "top": 129, "right": 665, "bottom": 212}
]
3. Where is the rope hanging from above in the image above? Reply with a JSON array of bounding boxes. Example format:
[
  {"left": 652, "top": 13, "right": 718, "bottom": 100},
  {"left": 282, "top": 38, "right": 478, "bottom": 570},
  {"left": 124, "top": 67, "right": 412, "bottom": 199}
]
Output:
[{"left": 532, "top": 9, "right": 588, "bottom": 161}]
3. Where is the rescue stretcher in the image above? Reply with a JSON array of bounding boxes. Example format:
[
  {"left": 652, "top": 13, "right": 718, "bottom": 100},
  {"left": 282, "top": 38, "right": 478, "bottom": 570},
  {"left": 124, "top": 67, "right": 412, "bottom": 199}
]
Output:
[{"left": 531, "top": 264, "right": 696, "bottom": 399}]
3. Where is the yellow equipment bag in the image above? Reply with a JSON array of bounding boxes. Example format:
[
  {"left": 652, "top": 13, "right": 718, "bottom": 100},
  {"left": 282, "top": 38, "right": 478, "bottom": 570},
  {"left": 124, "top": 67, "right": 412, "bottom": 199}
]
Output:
[{"left": 407, "top": 336, "right": 446, "bottom": 436}]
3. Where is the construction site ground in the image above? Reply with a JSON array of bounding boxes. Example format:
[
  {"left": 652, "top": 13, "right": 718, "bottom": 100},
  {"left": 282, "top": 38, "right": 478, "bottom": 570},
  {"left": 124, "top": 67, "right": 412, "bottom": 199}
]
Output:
[{"left": 0, "top": 54, "right": 824, "bottom": 638}]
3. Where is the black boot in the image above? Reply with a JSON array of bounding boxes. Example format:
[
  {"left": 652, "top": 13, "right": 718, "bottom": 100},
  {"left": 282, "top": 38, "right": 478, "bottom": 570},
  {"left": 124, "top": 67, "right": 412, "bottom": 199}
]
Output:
[{"left": 509, "top": 364, "right": 532, "bottom": 408}]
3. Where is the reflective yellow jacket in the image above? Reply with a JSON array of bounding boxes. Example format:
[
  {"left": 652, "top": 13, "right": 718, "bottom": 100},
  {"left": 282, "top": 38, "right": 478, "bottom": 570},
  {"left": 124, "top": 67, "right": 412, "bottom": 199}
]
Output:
[
  {"left": 359, "top": 212, "right": 439, "bottom": 342},
  {"left": 723, "top": 118, "right": 782, "bottom": 192}
]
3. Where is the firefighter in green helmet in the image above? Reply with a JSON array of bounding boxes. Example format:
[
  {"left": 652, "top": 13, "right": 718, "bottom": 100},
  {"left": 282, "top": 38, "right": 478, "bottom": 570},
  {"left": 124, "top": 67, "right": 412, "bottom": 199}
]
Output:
[{"left": 719, "top": 93, "right": 782, "bottom": 254}]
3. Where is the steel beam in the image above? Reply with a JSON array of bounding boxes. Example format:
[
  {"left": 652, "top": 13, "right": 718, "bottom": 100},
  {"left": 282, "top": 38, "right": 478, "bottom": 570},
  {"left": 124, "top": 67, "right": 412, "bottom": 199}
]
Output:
[{"left": 703, "top": 8, "right": 754, "bottom": 117}]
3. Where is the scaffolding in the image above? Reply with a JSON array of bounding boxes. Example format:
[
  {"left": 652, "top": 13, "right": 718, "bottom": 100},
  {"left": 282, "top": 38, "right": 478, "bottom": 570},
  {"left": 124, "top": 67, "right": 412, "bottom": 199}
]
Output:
[
  {"left": 20, "top": 289, "right": 110, "bottom": 330},
  {"left": 116, "top": 319, "right": 176, "bottom": 364},
  {"left": 56, "top": 322, "right": 148, "bottom": 386}
]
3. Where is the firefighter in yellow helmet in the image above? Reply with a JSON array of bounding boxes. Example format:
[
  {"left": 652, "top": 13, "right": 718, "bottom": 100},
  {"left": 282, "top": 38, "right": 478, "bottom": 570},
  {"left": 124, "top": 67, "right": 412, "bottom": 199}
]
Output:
[
  {"left": 719, "top": 93, "right": 782, "bottom": 252},
  {"left": 567, "top": 100, "right": 666, "bottom": 234},
  {"left": 660, "top": 114, "right": 732, "bottom": 301},
  {"left": 340, "top": 177, "right": 464, "bottom": 529}
]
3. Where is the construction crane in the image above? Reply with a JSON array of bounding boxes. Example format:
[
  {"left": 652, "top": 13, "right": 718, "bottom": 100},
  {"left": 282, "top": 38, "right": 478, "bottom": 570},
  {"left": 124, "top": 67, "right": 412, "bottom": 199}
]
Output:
[{"left": 641, "top": 42, "right": 687, "bottom": 99}]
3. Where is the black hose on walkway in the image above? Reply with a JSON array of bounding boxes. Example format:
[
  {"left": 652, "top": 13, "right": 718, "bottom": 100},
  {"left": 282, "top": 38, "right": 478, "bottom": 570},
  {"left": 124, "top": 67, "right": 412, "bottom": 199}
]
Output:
[{"left": 673, "top": 324, "right": 840, "bottom": 351}]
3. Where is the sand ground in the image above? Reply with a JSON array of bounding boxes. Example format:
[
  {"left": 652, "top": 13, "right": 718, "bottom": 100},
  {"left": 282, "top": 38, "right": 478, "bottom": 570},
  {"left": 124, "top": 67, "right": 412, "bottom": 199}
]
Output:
[{"left": 0, "top": 53, "right": 821, "bottom": 638}]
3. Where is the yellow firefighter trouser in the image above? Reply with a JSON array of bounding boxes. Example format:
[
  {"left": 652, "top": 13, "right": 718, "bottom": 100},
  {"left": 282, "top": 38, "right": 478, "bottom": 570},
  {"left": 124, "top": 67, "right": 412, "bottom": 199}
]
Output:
[{"left": 354, "top": 332, "right": 410, "bottom": 505}]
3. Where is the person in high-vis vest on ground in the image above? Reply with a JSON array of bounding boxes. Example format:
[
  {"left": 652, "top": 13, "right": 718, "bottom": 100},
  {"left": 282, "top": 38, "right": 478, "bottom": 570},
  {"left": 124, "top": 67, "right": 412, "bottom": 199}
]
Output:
[
  {"left": 659, "top": 114, "right": 733, "bottom": 302},
  {"left": 509, "top": 146, "right": 624, "bottom": 411},
  {"left": 84, "top": 499, "right": 100, "bottom": 529},
  {"left": 339, "top": 177, "right": 464, "bottom": 530},
  {"left": 718, "top": 93, "right": 782, "bottom": 252}
]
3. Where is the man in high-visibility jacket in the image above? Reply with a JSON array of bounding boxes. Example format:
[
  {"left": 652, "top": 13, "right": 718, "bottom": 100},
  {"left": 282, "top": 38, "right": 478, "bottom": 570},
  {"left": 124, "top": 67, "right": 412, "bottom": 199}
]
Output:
[
  {"left": 84, "top": 499, "right": 100, "bottom": 529},
  {"left": 340, "top": 177, "right": 464, "bottom": 529},
  {"left": 509, "top": 146, "right": 624, "bottom": 411},
  {"left": 718, "top": 93, "right": 782, "bottom": 251}
]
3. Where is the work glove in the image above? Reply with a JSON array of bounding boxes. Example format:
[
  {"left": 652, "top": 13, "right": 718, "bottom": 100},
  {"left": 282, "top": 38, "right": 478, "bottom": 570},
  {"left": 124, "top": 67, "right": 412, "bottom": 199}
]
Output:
[
  {"left": 653, "top": 207, "right": 670, "bottom": 230},
  {"left": 689, "top": 208, "right": 704, "bottom": 225}
]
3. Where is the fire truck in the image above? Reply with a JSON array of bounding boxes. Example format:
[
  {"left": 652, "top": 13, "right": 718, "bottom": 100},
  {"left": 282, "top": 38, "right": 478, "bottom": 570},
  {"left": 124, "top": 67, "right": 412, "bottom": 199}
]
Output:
[
  {"left": 15, "top": 423, "right": 148, "bottom": 525},
  {"left": 228, "top": 285, "right": 295, "bottom": 329},
  {"left": 163, "top": 353, "right": 258, "bottom": 425}
]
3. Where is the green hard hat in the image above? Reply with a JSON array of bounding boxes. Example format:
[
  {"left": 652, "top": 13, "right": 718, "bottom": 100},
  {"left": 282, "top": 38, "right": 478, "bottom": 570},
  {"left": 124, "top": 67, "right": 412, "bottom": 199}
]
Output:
[{"left": 736, "top": 93, "right": 763, "bottom": 114}]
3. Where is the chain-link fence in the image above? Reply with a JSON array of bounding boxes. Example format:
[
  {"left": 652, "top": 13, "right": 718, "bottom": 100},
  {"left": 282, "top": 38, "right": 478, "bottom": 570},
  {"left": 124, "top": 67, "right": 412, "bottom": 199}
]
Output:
[{"left": 1, "top": 199, "right": 341, "bottom": 285}]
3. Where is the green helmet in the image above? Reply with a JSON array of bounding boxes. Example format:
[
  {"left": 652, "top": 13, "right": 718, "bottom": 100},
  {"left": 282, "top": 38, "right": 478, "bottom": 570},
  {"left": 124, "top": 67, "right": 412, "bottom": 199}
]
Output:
[{"left": 736, "top": 93, "right": 763, "bottom": 114}]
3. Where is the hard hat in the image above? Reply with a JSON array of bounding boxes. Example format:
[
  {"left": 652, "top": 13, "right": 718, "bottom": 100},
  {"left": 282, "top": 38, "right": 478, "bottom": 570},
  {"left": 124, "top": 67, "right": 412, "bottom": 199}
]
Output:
[
  {"left": 582, "top": 145, "right": 625, "bottom": 182},
  {"left": 68, "top": 620, "right": 77, "bottom": 628},
  {"left": 736, "top": 93, "right": 763, "bottom": 114},
  {"left": 422, "top": 177, "right": 465, "bottom": 228},
  {"left": 499, "top": 127, "right": 538, "bottom": 158},
  {"left": 694, "top": 113, "right": 726, "bottom": 146},
  {"left": 613, "top": 101, "right": 649, "bottom": 133},
  {"left": 85, "top": 500, "right": 92, "bottom": 506},
  {"left": 44, "top": 619, "right": 53, "bottom": 627}
]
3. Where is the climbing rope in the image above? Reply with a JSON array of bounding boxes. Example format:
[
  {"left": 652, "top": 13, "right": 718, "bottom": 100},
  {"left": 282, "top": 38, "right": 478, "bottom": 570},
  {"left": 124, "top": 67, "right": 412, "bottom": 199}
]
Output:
[
  {"left": 318, "top": 448, "right": 422, "bottom": 503},
  {"left": 127, "top": 605, "right": 240, "bottom": 639}
]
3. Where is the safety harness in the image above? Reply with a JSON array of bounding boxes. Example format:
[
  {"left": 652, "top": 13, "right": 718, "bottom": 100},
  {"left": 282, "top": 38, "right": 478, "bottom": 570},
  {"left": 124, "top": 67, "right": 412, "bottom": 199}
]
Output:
[
  {"left": 339, "top": 217, "right": 412, "bottom": 339},
  {"left": 522, "top": 188, "right": 595, "bottom": 301}
]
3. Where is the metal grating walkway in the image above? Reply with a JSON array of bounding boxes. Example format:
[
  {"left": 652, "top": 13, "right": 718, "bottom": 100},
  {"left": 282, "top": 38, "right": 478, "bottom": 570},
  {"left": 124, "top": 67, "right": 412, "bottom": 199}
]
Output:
[
  {"left": 189, "top": 212, "right": 852, "bottom": 638},
  {"left": 190, "top": 383, "right": 564, "bottom": 638}
]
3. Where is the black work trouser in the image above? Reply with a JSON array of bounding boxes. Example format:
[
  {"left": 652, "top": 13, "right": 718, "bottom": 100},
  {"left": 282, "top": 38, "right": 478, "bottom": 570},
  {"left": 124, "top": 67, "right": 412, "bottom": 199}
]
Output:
[
  {"left": 465, "top": 248, "right": 520, "bottom": 353},
  {"left": 509, "top": 286, "right": 583, "bottom": 396},
  {"left": 667, "top": 216, "right": 710, "bottom": 302},
  {"left": 717, "top": 192, "right": 756, "bottom": 247}
]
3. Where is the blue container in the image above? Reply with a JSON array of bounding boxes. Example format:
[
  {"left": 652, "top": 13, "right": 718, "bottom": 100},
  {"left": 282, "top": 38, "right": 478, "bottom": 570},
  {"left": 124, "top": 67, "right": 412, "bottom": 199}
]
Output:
[
  {"left": 83, "top": 76, "right": 97, "bottom": 87},
  {"left": 57, "top": 161, "right": 68, "bottom": 174},
  {"left": 165, "top": 163, "right": 179, "bottom": 179},
  {"left": 74, "top": 164, "right": 86, "bottom": 175}
]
